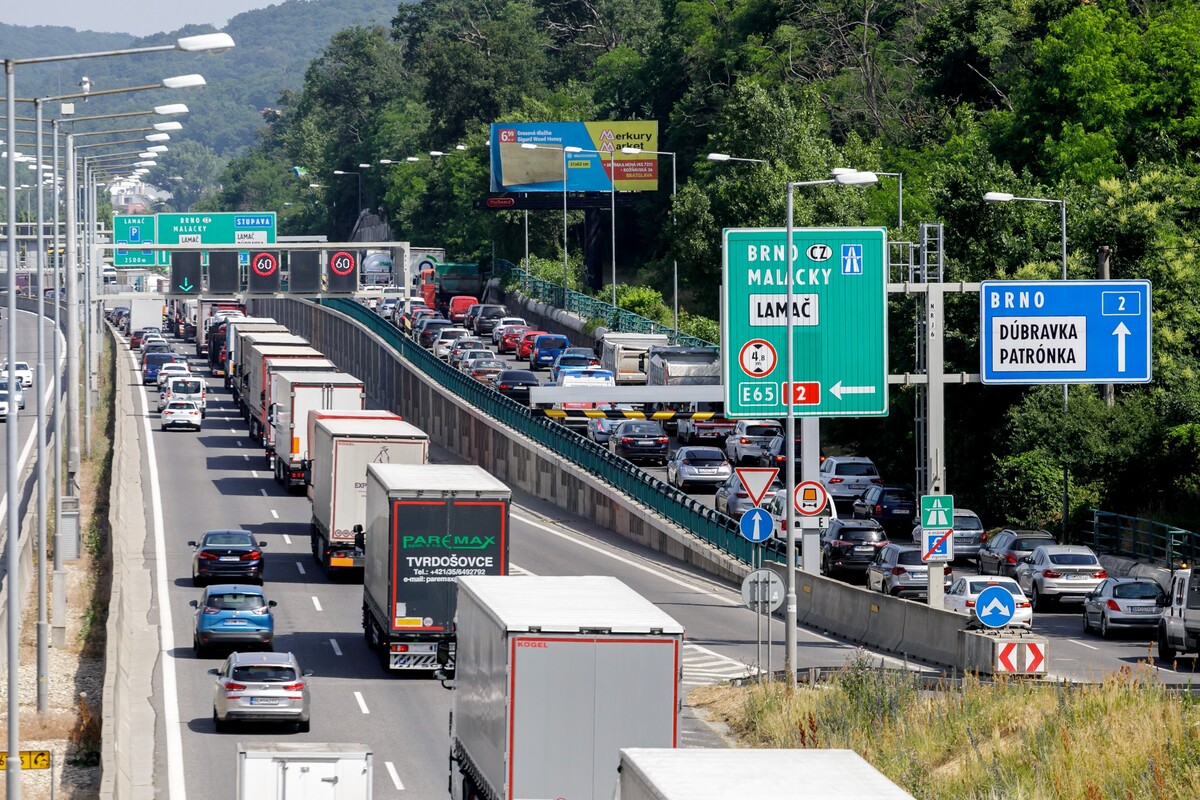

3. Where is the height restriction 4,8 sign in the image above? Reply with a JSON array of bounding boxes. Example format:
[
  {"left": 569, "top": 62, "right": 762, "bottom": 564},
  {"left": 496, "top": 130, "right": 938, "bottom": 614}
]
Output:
[{"left": 722, "top": 228, "right": 889, "bottom": 418}]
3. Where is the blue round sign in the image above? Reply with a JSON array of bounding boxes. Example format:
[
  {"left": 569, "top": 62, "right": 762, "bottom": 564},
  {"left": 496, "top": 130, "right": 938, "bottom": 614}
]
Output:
[
  {"left": 739, "top": 508, "right": 774, "bottom": 544},
  {"left": 975, "top": 585, "right": 1016, "bottom": 629}
]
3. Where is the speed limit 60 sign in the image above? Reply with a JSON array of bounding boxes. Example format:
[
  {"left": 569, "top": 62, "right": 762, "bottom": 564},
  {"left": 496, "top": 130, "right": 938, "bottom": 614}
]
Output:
[
  {"left": 247, "top": 251, "right": 281, "bottom": 294},
  {"left": 326, "top": 250, "right": 358, "bottom": 293}
]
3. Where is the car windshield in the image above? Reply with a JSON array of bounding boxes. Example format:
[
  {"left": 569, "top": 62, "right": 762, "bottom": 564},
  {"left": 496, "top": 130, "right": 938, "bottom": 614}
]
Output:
[
  {"left": 746, "top": 425, "right": 780, "bottom": 437},
  {"left": 1047, "top": 552, "right": 1099, "bottom": 566},
  {"left": 558, "top": 355, "right": 592, "bottom": 366},
  {"left": 1014, "top": 537, "right": 1053, "bottom": 550},
  {"left": 171, "top": 380, "right": 202, "bottom": 394},
  {"left": 837, "top": 463, "right": 879, "bottom": 476},
  {"left": 685, "top": 448, "right": 726, "bottom": 464},
  {"left": 883, "top": 489, "right": 914, "bottom": 503},
  {"left": 231, "top": 665, "right": 296, "bottom": 683},
  {"left": 203, "top": 533, "right": 253, "bottom": 547},
  {"left": 837, "top": 528, "right": 885, "bottom": 543},
  {"left": 623, "top": 423, "right": 662, "bottom": 435},
  {"left": 954, "top": 515, "right": 984, "bottom": 531},
  {"left": 539, "top": 336, "right": 568, "bottom": 348},
  {"left": 896, "top": 550, "right": 925, "bottom": 566},
  {"left": 207, "top": 593, "right": 266, "bottom": 611},
  {"left": 968, "top": 580, "right": 1022, "bottom": 596},
  {"left": 499, "top": 371, "right": 536, "bottom": 382},
  {"left": 473, "top": 360, "right": 504, "bottom": 370},
  {"left": 167, "top": 402, "right": 195, "bottom": 411},
  {"left": 1113, "top": 582, "right": 1163, "bottom": 599}
]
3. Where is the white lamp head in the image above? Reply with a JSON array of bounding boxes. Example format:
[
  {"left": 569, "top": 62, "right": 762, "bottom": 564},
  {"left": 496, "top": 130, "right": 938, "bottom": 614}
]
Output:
[
  {"left": 835, "top": 170, "right": 879, "bottom": 186},
  {"left": 145, "top": 133, "right": 171, "bottom": 142},
  {"left": 176, "top": 33, "right": 235, "bottom": 53},
  {"left": 984, "top": 191, "right": 1014, "bottom": 203},
  {"left": 706, "top": 153, "right": 731, "bottom": 162},
  {"left": 161, "top": 74, "right": 206, "bottom": 90},
  {"left": 154, "top": 122, "right": 183, "bottom": 132},
  {"left": 154, "top": 104, "right": 189, "bottom": 116}
]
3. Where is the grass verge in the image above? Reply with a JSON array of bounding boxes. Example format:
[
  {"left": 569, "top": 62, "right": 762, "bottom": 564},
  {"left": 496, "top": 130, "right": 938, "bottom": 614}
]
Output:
[{"left": 690, "top": 650, "right": 1200, "bottom": 799}]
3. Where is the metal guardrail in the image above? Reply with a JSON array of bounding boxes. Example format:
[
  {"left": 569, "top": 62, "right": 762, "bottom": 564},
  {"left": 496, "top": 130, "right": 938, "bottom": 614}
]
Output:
[
  {"left": 509, "top": 267, "right": 716, "bottom": 348},
  {"left": 319, "top": 297, "right": 755, "bottom": 565},
  {"left": 1088, "top": 509, "right": 1197, "bottom": 568}
]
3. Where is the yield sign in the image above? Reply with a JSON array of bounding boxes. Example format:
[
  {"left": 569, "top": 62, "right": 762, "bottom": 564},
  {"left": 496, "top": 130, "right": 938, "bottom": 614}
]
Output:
[{"left": 735, "top": 467, "right": 779, "bottom": 507}]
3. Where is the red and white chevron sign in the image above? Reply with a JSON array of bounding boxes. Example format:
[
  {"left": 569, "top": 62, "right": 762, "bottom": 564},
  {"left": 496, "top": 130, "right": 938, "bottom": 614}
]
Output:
[{"left": 996, "top": 641, "right": 1046, "bottom": 674}]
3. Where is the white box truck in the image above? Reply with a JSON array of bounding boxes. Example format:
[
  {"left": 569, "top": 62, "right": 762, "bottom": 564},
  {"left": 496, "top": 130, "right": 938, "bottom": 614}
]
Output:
[
  {"left": 236, "top": 743, "right": 373, "bottom": 800},
  {"left": 600, "top": 333, "right": 670, "bottom": 384},
  {"left": 126, "top": 296, "right": 163, "bottom": 337},
  {"left": 449, "top": 575, "right": 683, "bottom": 800},
  {"left": 306, "top": 411, "right": 429, "bottom": 575},
  {"left": 212, "top": 316, "right": 278, "bottom": 377},
  {"left": 615, "top": 749, "right": 915, "bottom": 800},
  {"left": 247, "top": 350, "right": 329, "bottom": 442},
  {"left": 362, "top": 465, "right": 510, "bottom": 671},
  {"left": 233, "top": 332, "right": 312, "bottom": 405},
  {"left": 268, "top": 371, "right": 364, "bottom": 489},
  {"left": 224, "top": 320, "right": 287, "bottom": 388}
]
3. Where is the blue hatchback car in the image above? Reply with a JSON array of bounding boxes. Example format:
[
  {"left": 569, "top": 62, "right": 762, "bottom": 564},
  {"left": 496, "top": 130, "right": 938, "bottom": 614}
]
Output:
[
  {"left": 529, "top": 334, "right": 569, "bottom": 370},
  {"left": 190, "top": 584, "right": 277, "bottom": 658}
]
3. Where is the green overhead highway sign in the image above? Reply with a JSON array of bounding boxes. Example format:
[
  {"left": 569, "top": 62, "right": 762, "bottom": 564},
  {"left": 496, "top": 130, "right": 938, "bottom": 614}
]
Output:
[
  {"left": 155, "top": 212, "right": 277, "bottom": 266},
  {"left": 113, "top": 215, "right": 157, "bottom": 267},
  {"left": 721, "top": 227, "right": 888, "bottom": 418}
]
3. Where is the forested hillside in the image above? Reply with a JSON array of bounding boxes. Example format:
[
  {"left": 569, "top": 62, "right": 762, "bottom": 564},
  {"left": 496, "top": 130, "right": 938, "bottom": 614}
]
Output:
[{"left": 207, "top": 0, "right": 1200, "bottom": 530}]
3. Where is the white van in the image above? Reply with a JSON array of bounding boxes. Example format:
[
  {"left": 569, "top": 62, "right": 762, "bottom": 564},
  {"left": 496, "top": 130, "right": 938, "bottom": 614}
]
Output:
[{"left": 159, "top": 375, "right": 207, "bottom": 417}]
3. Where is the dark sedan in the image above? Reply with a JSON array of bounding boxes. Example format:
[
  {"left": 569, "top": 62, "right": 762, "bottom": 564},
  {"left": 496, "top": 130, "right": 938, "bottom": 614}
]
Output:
[
  {"left": 188, "top": 529, "right": 268, "bottom": 587},
  {"left": 609, "top": 420, "right": 669, "bottom": 465},
  {"left": 495, "top": 370, "right": 540, "bottom": 403}
]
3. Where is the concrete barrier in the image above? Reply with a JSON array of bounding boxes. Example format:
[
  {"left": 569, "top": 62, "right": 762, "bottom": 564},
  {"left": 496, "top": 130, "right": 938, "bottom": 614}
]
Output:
[{"left": 864, "top": 592, "right": 909, "bottom": 652}]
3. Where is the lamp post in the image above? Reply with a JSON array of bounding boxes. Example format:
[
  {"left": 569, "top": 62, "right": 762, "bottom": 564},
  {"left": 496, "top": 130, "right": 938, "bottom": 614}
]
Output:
[
  {"left": 4, "top": 36, "right": 229, "bottom": 797},
  {"left": 521, "top": 143, "right": 570, "bottom": 293},
  {"left": 984, "top": 190, "right": 1070, "bottom": 536},
  {"left": 333, "top": 169, "right": 362, "bottom": 212},
  {"left": 706, "top": 152, "right": 767, "bottom": 165},
  {"left": 622, "top": 146, "right": 677, "bottom": 338}
]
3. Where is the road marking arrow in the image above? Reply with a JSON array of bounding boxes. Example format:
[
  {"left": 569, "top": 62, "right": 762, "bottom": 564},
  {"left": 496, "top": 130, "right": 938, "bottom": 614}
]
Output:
[
  {"left": 829, "top": 381, "right": 877, "bottom": 400},
  {"left": 998, "top": 642, "right": 1017, "bottom": 672},
  {"left": 179, "top": 277, "right": 194, "bottom": 293},
  {"left": 1026, "top": 642, "right": 1045, "bottom": 672},
  {"left": 1112, "top": 321, "right": 1130, "bottom": 372}
]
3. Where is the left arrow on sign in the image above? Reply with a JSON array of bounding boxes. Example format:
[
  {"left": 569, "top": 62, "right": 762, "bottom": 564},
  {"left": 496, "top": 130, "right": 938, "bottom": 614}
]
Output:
[
  {"left": 1112, "top": 322, "right": 1130, "bottom": 372},
  {"left": 829, "top": 381, "right": 876, "bottom": 400}
]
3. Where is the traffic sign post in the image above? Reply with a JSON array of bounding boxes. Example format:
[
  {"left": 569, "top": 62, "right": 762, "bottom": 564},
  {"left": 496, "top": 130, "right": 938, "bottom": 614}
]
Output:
[
  {"left": 0, "top": 750, "right": 50, "bottom": 770},
  {"left": 721, "top": 227, "right": 889, "bottom": 418},
  {"left": 739, "top": 508, "right": 774, "bottom": 543},
  {"left": 207, "top": 251, "right": 241, "bottom": 294},
  {"left": 979, "top": 280, "right": 1151, "bottom": 384},
  {"left": 920, "top": 494, "right": 954, "bottom": 609},
  {"left": 155, "top": 212, "right": 277, "bottom": 267},
  {"left": 288, "top": 251, "right": 322, "bottom": 294},
  {"left": 920, "top": 494, "right": 954, "bottom": 530},
  {"left": 734, "top": 467, "right": 779, "bottom": 507},
  {"left": 922, "top": 529, "right": 954, "bottom": 563},
  {"left": 741, "top": 568, "right": 784, "bottom": 682}
]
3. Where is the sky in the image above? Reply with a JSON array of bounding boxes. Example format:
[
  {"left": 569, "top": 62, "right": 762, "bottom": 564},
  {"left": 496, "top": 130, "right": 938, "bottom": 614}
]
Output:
[{"left": 5, "top": 1, "right": 280, "bottom": 37}]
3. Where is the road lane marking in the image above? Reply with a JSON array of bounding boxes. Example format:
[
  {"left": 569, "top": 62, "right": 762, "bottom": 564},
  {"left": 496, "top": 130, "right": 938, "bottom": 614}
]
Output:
[
  {"left": 1069, "top": 640, "right": 1099, "bottom": 650},
  {"left": 330, "top": 638, "right": 342, "bottom": 656},
  {"left": 243, "top": 454, "right": 249, "bottom": 461},
  {"left": 251, "top": 470, "right": 259, "bottom": 478},
  {"left": 260, "top": 488, "right": 268, "bottom": 497},
  {"left": 385, "top": 761, "right": 404, "bottom": 790},
  {"left": 354, "top": 691, "right": 369, "bottom": 714},
  {"left": 270, "top": 509, "right": 279, "bottom": 519},
  {"left": 129, "top": 348, "right": 188, "bottom": 800},
  {"left": 312, "top": 596, "right": 323, "bottom": 611},
  {"left": 229, "top": 426, "right": 236, "bottom": 433},
  {"left": 283, "top": 533, "right": 292, "bottom": 544},
  {"left": 236, "top": 440, "right": 243, "bottom": 446},
  {"left": 296, "top": 562, "right": 306, "bottom": 575}
]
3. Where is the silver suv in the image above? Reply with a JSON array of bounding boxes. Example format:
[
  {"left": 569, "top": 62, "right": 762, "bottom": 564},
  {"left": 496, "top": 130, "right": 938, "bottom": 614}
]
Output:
[
  {"left": 209, "top": 651, "right": 312, "bottom": 732},
  {"left": 724, "top": 420, "right": 782, "bottom": 465},
  {"left": 866, "top": 543, "right": 952, "bottom": 599},
  {"left": 819, "top": 456, "right": 881, "bottom": 509},
  {"left": 1015, "top": 544, "right": 1106, "bottom": 611}
]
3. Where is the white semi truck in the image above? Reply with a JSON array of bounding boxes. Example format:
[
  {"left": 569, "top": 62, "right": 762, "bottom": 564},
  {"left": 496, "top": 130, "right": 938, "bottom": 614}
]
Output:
[
  {"left": 267, "top": 371, "right": 364, "bottom": 489},
  {"left": 306, "top": 411, "right": 429, "bottom": 575},
  {"left": 599, "top": 333, "right": 670, "bottom": 384},
  {"left": 449, "top": 575, "right": 683, "bottom": 800},
  {"left": 236, "top": 743, "right": 373, "bottom": 800}
]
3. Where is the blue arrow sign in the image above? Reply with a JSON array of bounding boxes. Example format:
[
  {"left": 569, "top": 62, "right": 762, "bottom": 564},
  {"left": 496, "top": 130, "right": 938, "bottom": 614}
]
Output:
[
  {"left": 975, "top": 585, "right": 1016, "bottom": 629},
  {"left": 739, "top": 507, "right": 774, "bottom": 543},
  {"left": 979, "top": 280, "right": 1151, "bottom": 384}
]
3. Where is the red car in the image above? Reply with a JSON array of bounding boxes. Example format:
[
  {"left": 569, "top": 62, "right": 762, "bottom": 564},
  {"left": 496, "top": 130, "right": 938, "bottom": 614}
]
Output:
[
  {"left": 499, "top": 326, "right": 532, "bottom": 354},
  {"left": 517, "top": 330, "right": 549, "bottom": 360},
  {"left": 130, "top": 329, "right": 148, "bottom": 349}
]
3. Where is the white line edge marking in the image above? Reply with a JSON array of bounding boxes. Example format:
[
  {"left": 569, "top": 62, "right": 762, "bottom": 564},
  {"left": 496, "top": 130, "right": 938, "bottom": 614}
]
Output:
[
  {"left": 1069, "top": 639, "right": 1099, "bottom": 651},
  {"left": 283, "top": 533, "right": 292, "bottom": 545},
  {"left": 0, "top": 392, "right": 43, "bottom": 529},
  {"left": 312, "top": 596, "right": 322, "bottom": 611},
  {"left": 132, "top": 347, "right": 187, "bottom": 800},
  {"left": 330, "top": 638, "right": 342, "bottom": 657},
  {"left": 296, "top": 562, "right": 306, "bottom": 575},
  {"left": 270, "top": 509, "right": 279, "bottom": 519},
  {"left": 385, "top": 761, "right": 404, "bottom": 790},
  {"left": 354, "top": 691, "right": 369, "bottom": 714}
]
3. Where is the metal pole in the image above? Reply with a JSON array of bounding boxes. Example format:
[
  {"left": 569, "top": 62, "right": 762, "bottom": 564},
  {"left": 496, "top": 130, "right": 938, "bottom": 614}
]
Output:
[
  {"left": 35, "top": 98, "right": 48, "bottom": 714},
  {"left": 523, "top": 210, "right": 529, "bottom": 272},
  {"left": 784, "top": 183, "right": 797, "bottom": 689},
  {"left": 609, "top": 150, "right": 616, "bottom": 309},
  {"left": 670, "top": 154, "right": 678, "bottom": 341},
  {"left": 1060, "top": 199, "right": 1069, "bottom": 538},
  {"left": 65, "top": 133, "right": 79, "bottom": 491},
  {"left": 6, "top": 60, "right": 24, "bottom": 798},
  {"left": 926, "top": 283, "right": 946, "bottom": 611},
  {"left": 897, "top": 173, "right": 903, "bottom": 230},
  {"left": 562, "top": 152, "right": 568, "bottom": 292},
  {"left": 82, "top": 163, "right": 91, "bottom": 453},
  {"left": 1099, "top": 245, "right": 1114, "bottom": 407},
  {"left": 52, "top": 119, "right": 65, "bottom": 648}
]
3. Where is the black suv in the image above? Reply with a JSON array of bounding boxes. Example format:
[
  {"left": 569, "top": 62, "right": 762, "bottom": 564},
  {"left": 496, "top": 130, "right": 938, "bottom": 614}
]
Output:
[
  {"left": 473, "top": 305, "right": 508, "bottom": 336},
  {"left": 820, "top": 519, "right": 888, "bottom": 579},
  {"left": 851, "top": 484, "right": 917, "bottom": 536}
]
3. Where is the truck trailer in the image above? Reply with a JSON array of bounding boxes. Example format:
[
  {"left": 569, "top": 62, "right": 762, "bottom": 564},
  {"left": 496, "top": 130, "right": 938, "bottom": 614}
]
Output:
[
  {"left": 193, "top": 299, "right": 245, "bottom": 355},
  {"left": 449, "top": 575, "right": 683, "bottom": 800},
  {"left": 223, "top": 319, "right": 287, "bottom": 388},
  {"left": 644, "top": 346, "right": 724, "bottom": 439},
  {"left": 246, "top": 349, "right": 327, "bottom": 440},
  {"left": 268, "top": 371, "right": 364, "bottom": 488},
  {"left": 362, "top": 465, "right": 509, "bottom": 671},
  {"left": 210, "top": 315, "right": 276, "bottom": 377},
  {"left": 236, "top": 743, "right": 373, "bottom": 800},
  {"left": 233, "top": 332, "right": 313, "bottom": 409},
  {"left": 600, "top": 333, "right": 670, "bottom": 384},
  {"left": 615, "top": 749, "right": 915, "bottom": 800},
  {"left": 306, "top": 411, "right": 429, "bottom": 575}
]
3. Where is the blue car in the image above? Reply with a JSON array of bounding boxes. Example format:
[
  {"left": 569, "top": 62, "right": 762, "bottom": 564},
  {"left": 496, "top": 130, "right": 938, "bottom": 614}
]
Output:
[
  {"left": 529, "top": 334, "right": 569, "bottom": 370},
  {"left": 190, "top": 584, "right": 276, "bottom": 658}
]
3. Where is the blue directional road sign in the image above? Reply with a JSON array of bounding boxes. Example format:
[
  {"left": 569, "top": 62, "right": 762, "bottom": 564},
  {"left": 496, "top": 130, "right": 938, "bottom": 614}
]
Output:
[
  {"left": 975, "top": 585, "right": 1017, "bottom": 629},
  {"left": 921, "top": 528, "right": 954, "bottom": 563},
  {"left": 980, "top": 280, "right": 1151, "bottom": 384},
  {"left": 739, "top": 508, "right": 774, "bottom": 544}
]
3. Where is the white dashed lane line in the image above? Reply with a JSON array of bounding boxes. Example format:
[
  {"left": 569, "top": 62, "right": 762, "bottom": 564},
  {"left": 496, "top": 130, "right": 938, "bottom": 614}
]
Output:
[
  {"left": 311, "top": 596, "right": 323, "bottom": 612},
  {"left": 259, "top": 488, "right": 268, "bottom": 497},
  {"left": 296, "top": 562, "right": 306, "bottom": 575},
  {"left": 385, "top": 761, "right": 404, "bottom": 790},
  {"left": 354, "top": 691, "right": 369, "bottom": 714},
  {"left": 270, "top": 509, "right": 279, "bottom": 519},
  {"left": 330, "top": 638, "right": 342, "bottom": 656},
  {"left": 282, "top": 533, "right": 292, "bottom": 545}
]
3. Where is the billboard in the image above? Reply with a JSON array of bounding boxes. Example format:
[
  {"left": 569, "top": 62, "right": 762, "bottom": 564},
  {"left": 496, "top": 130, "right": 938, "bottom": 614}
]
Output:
[{"left": 489, "top": 121, "right": 659, "bottom": 192}]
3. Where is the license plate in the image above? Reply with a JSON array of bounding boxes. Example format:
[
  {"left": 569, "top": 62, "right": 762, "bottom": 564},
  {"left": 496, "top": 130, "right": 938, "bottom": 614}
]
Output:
[
  {"left": 1131, "top": 606, "right": 1157, "bottom": 614},
  {"left": 855, "top": 546, "right": 874, "bottom": 554},
  {"left": 1065, "top": 574, "right": 1085, "bottom": 580},
  {"left": 223, "top": 619, "right": 247, "bottom": 625},
  {"left": 249, "top": 697, "right": 279, "bottom": 706},
  {"left": 955, "top": 534, "right": 972, "bottom": 540},
  {"left": 697, "top": 469, "right": 717, "bottom": 474},
  {"left": 219, "top": 556, "right": 239, "bottom": 562}
]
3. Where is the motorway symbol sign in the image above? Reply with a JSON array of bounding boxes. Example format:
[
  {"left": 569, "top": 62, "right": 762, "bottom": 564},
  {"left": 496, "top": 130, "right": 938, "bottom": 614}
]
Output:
[
  {"left": 735, "top": 467, "right": 779, "bottom": 506},
  {"left": 739, "top": 508, "right": 774, "bottom": 543},
  {"left": 975, "top": 585, "right": 1016, "bottom": 629},
  {"left": 920, "top": 495, "right": 954, "bottom": 529},
  {"left": 721, "top": 227, "right": 888, "bottom": 417},
  {"left": 922, "top": 528, "right": 954, "bottom": 563},
  {"left": 793, "top": 480, "right": 828, "bottom": 516},
  {"left": 741, "top": 569, "right": 784, "bottom": 613},
  {"left": 979, "top": 279, "right": 1152, "bottom": 384}
]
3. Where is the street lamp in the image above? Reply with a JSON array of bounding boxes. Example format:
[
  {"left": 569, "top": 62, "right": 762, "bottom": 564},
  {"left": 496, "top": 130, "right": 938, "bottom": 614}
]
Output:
[
  {"left": 706, "top": 152, "right": 767, "bottom": 165},
  {"left": 332, "top": 169, "right": 362, "bottom": 212},
  {"left": 622, "top": 146, "right": 678, "bottom": 339},
  {"left": 522, "top": 142, "right": 569, "bottom": 291},
  {"left": 984, "top": 190, "right": 1070, "bottom": 536}
]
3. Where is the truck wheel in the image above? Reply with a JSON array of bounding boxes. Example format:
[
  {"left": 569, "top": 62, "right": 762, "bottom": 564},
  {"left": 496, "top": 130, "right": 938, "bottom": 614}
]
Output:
[{"left": 1159, "top": 627, "right": 1177, "bottom": 663}]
